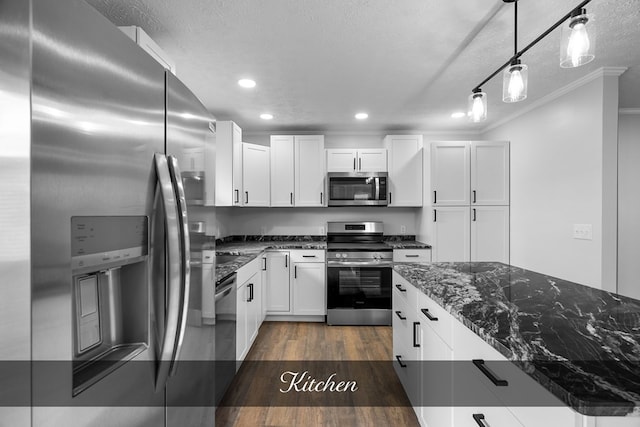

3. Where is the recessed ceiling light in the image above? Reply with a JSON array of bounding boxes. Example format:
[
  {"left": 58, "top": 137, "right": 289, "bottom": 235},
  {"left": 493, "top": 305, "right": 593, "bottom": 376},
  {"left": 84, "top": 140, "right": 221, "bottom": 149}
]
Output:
[
  {"left": 238, "top": 79, "right": 256, "bottom": 88},
  {"left": 260, "top": 113, "right": 273, "bottom": 120},
  {"left": 451, "top": 112, "right": 466, "bottom": 119},
  {"left": 355, "top": 112, "right": 369, "bottom": 120}
]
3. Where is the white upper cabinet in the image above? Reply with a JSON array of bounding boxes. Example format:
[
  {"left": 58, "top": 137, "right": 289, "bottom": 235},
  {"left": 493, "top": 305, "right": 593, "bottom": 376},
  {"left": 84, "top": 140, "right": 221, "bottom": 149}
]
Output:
[
  {"left": 269, "top": 135, "right": 295, "bottom": 207},
  {"left": 215, "top": 120, "right": 243, "bottom": 206},
  {"left": 326, "top": 148, "right": 387, "bottom": 172},
  {"left": 385, "top": 135, "right": 423, "bottom": 207},
  {"left": 471, "top": 206, "right": 510, "bottom": 263},
  {"left": 326, "top": 149, "right": 358, "bottom": 172},
  {"left": 431, "top": 141, "right": 471, "bottom": 206},
  {"left": 242, "top": 143, "right": 270, "bottom": 207},
  {"left": 295, "top": 135, "right": 325, "bottom": 207},
  {"left": 118, "top": 26, "right": 176, "bottom": 74},
  {"left": 357, "top": 148, "right": 387, "bottom": 172},
  {"left": 471, "top": 141, "right": 510, "bottom": 205}
]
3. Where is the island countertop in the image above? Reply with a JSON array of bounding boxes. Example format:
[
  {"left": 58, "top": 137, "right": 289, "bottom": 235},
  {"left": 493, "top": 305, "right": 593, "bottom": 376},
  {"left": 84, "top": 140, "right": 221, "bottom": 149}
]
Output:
[{"left": 393, "top": 262, "right": 640, "bottom": 417}]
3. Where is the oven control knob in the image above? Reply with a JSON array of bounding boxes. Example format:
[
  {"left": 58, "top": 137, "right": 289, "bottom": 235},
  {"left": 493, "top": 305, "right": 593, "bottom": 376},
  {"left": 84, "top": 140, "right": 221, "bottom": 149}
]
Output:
[{"left": 342, "top": 253, "right": 347, "bottom": 258}]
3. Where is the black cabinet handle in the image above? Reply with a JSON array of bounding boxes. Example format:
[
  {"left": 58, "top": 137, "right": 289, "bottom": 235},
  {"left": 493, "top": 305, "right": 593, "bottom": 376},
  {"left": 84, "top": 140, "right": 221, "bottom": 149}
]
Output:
[
  {"left": 421, "top": 308, "right": 438, "bottom": 321},
  {"left": 320, "top": 192, "right": 323, "bottom": 204},
  {"left": 285, "top": 254, "right": 288, "bottom": 268},
  {"left": 472, "top": 414, "right": 486, "bottom": 427},
  {"left": 262, "top": 257, "right": 267, "bottom": 271},
  {"left": 433, "top": 209, "right": 437, "bottom": 222},
  {"left": 394, "top": 310, "right": 406, "bottom": 320},
  {"left": 433, "top": 190, "right": 437, "bottom": 203},
  {"left": 473, "top": 190, "right": 477, "bottom": 204},
  {"left": 405, "top": 254, "right": 419, "bottom": 258},
  {"left": 473, "top": 208, "right": 477, "bottom": 222},
  {"left": 234, "top": 189, "right": 239, "bottom": 203},
  {"left": 395, "top": 284, "right": 406, "bottom": 292},
  {"left": 389, "top": 192, "right": 392, "bottom": 204},
  {"left": 472, "top": 359, "right": 509, "bottom": 386},
  {"left": 353, "top": 158, "right": 356, "bottom": 170},
  {"left": 395, "top": 355, "right": 407, "bottom": 368},
  {"left": 413, "top": 322, "right": 420, "bottom": 347},
  {"left": 245, "top": 191, "right": 249, "bottom": 204},
  {"left": 302, "top": 255, "right": 316, "bottom": 258},
  {"left": 247, "top": 283, "right": 253, "bottom": 302},
  {"left": 290, "top": 192, "right": 293, "bottom": 205},
  {"left": 294, "top": 265, "right": 297, "bottom": 279}
]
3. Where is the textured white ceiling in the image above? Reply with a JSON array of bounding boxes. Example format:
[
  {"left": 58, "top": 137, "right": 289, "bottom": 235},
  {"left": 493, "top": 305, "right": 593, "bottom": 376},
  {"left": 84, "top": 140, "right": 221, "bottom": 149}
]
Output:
[{"left": 86, "top": 0, "right": 640, "bottom": 132}]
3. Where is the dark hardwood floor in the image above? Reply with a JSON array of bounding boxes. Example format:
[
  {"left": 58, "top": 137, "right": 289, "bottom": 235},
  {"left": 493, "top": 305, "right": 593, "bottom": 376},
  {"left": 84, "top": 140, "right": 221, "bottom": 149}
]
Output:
[{"left": 216, "top": 322, "right": 420, "bottom": 427}]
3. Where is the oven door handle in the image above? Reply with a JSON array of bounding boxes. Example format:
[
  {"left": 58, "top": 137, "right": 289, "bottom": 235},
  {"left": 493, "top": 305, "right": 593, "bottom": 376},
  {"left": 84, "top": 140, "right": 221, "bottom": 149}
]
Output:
[{"left": 327, "top": 260, "right": 393, "bottom": 267}]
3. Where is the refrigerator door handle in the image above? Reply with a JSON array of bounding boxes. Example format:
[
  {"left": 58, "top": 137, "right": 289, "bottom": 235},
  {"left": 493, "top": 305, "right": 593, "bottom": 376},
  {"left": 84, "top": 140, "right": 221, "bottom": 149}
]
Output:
[
  {"left": 167, "top": 154, "right": 191, "bottom": 377},
  {"left": 154, "top": 153, "right": 183, "bottom": 390}
]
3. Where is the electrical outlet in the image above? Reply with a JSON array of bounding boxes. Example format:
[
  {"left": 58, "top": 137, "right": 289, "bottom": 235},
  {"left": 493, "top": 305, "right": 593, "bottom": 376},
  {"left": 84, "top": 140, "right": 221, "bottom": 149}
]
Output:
[
  {"left": 400, "top": 225, "right": 406, "bottom": 234},
  {"left": 319, "top": 226, "right": 325, "bottom": 235},
  {"left": 573, "top": 224, "right": 592, "bottom": 240}
]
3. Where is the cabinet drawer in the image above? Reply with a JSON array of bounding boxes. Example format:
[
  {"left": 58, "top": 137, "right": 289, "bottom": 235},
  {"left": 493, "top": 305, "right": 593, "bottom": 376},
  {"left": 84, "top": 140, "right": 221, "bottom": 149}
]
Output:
[
  {"left": 236, "top": 255, "right": 262, "bottom": 285},
  {"left": 417, "top": 291, "right": 453, "bottom": 349},
  {"left": 289, "top": 250, "right": 325, "bottom": 263},
  {"left": 392, "top": 272, "right": 417, "bottom": 310},
  {"left": 393, "top": 249, "right": 431, "bottom": 263}
]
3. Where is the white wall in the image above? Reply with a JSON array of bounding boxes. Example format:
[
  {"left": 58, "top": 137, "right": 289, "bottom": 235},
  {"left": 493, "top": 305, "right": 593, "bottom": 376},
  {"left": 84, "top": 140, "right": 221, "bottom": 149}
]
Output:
[
  {"left": 481, "top": 72, "right": 620, "bottom": 289},
  {"left": 617, "top": 112, "right": 640, "bottom": 299}
]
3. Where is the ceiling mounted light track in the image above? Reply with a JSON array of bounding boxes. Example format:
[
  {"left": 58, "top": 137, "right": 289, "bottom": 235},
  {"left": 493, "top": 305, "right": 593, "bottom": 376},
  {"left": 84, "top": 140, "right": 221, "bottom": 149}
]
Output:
[{"left": 468, "top": 0, "right": 595, "bottom": 122}]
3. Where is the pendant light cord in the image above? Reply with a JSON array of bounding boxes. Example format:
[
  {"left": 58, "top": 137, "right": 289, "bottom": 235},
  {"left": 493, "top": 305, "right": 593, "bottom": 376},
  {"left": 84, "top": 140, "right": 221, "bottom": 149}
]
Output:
[
  {"left": 472, "top": 0, "right": 592, "bottom": 92},
  {"left": 514, "top": 0, "right": 518, "bottom": 56}
]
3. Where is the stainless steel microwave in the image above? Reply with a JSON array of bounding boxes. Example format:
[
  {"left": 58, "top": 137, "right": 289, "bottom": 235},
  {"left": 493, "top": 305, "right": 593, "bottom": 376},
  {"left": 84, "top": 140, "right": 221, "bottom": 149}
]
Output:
[{"left": 327, "top": 172, "right": 388, "bottom": 206}]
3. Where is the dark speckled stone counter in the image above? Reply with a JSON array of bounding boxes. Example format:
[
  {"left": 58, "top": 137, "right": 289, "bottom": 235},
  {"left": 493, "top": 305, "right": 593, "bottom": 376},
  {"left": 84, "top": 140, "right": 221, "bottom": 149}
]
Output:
[
  {"left": 393, "top": 262, "right": 640, "bottom": 417},
  {"left": 214, "top": 236, "right": 326, "bottom": 284}
]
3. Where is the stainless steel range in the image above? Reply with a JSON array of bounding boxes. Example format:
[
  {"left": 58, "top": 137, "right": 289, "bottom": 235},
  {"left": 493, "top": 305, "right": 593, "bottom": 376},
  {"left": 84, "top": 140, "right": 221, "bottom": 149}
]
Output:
[{"left": 326, "top": 221, "right": 392, "bottom": 325}]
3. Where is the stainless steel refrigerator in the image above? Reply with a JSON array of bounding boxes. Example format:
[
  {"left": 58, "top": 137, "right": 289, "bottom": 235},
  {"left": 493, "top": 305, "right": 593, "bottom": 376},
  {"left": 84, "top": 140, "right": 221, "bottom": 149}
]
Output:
[{"left": 0, "top": 0, "right": 217, "bottom": 425}]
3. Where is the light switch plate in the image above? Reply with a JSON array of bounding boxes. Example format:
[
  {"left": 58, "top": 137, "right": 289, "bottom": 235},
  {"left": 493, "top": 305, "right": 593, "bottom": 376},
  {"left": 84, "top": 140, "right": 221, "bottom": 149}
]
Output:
[{"left": 573, "top": 224, "right": 593, "bottom": 240}]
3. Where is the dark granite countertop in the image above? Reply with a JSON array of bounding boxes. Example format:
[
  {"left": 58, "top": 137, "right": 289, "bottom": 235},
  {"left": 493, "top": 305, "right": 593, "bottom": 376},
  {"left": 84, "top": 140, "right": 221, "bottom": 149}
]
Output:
[
  {"left": 393, "top": 262, "right": 640, "bottom": 417},
  {"left": 384, "top": 240, "right": 431, "bottom": 249}
]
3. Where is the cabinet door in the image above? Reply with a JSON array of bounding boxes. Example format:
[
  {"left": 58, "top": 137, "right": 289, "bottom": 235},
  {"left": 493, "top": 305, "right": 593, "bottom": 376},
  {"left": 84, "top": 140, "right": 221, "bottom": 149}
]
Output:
[
  {"left": 242, "top": 143, "right": 270, "bottom": 206},
  {"left": 357, "top": 148, "right": 387, "bottom": 172},
  {"left": 432, "top": 207, "right": 470, "bottom": 262},
  {"left": 232, "top": 122, "right": 243, "bottom": 205},
  {"left": 266, "top": 252, "right": 291, "bottom": 313},
  {"left": 471, "top": 141, "right": 509, "bottom": 206},
  {"left": 236, "top": 281, "right": 248, "bottom": 362},
  {"left": 270, "top": 135, "right": 295, "bottom": 207},
  {"left": 385, "top": 135, "right": 423, "bottom": 207},
  {"left": 471, "top": 206, "right": 510, "bottom": 263},
  {"left": 295, "top": 135, "right": 325, "bottom": 206},
  {"left": 431, "top": 141, "right": 470, "bottom": 205},
  {"left": 215, "top": 121, "right": 242, "bottom": 206},
  {"left": 326, "top": 148, "right": 357, "bottom": 172},
  {"left": 419, "top": 323, "right": 454, "bottom": 427},
  {"left": 292, "top": 262, "right": 326, "bottom": 315}
]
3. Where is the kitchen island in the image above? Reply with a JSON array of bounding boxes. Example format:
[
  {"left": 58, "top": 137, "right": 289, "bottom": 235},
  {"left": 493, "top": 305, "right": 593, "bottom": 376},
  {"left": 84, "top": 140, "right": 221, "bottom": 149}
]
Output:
[{"left": 393, "top": 262, "right": 640, "bottom": 425}]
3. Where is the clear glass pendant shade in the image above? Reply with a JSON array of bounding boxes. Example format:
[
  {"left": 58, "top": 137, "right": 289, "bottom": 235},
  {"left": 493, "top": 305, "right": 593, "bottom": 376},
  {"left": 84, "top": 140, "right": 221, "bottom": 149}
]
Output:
[
  {"left": 560, "top": 12, "right": 595, "bottom": 68},
  {"left": 502, "top": 61, "right": 528, "bottom": 103},
  {"left": 468, "top": 90, "right": 487, "bottom": 122}
]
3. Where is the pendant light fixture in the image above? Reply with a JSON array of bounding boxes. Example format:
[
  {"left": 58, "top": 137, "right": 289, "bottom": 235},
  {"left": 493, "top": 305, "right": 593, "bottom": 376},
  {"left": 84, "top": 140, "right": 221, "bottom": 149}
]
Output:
[
  {"left": 468, "top": 88, "right": 487, "bottom": 122},
  {"left": 560, "top": 8, "right": 596, "bottom": 68},
  {"left": 502, "top": 0, "right": 528, "bottom": 103},
  {"left": 468, "top": 0, "right": 595, "bottom": 122}
]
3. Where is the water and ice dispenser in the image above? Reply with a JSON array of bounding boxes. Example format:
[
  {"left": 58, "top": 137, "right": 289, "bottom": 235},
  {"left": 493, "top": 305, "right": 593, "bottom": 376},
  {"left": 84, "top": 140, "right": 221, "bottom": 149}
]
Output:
[{"left": 70, "top": 216, "right": 150, "bottom": 396}]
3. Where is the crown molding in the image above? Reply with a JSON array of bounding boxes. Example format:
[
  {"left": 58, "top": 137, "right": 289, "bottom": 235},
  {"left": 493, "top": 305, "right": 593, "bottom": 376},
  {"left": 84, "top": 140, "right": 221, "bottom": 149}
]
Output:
[
  {"left": 243, "top": 129, "right": 482, "bottom": 138},
  {"left": 619, "top": 108, "right": 640, "bottom": 115},
  {"left": 481, "top": 67, "right": 629, "bottom": 133}
]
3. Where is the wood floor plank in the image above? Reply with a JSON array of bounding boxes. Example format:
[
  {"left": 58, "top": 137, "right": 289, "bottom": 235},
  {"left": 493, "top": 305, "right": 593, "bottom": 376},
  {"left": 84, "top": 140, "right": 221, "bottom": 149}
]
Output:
[{"left": 216, "top": 321, "right": 420, "bottom": 427}]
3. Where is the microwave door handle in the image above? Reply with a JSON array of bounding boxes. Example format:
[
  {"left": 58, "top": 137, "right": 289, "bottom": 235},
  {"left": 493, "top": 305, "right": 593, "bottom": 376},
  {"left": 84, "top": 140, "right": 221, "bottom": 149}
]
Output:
[
  {"left": 153, "top": 153, "right": 182, "bottom": 391},
  {"left": 167, "top": 155, "right": 191, "bottom": 377},
  {"left": 375, "top": 178, "right": 380, "bottom": 201}
]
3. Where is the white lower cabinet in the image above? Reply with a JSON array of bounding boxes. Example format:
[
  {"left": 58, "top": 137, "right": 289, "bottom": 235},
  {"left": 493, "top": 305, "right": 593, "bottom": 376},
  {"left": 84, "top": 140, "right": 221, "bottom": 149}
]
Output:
[
  {"left": 265, "top": 250, "right": 326, "bottom": 319},
  {"left": 292, "top": 262, "right": 326, "bottom": 315},
  {"left": 391, "top": 271, "right": 633, "bottom": 427},
  {"left": 236, "top": 257, "right": 263, "bottom": 363}
]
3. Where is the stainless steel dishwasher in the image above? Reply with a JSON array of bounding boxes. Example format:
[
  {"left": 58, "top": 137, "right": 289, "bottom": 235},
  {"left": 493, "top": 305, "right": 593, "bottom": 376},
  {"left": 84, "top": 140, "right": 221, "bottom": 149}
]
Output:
[{"left": 214, "top": 273, "right": 237, "bottom": 406}]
